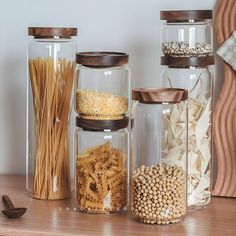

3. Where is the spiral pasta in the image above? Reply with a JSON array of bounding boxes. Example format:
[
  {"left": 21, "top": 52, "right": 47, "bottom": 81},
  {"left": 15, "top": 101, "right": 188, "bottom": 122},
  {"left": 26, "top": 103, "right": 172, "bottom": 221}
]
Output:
[{"left": 76, "top": 141, "right": 127, "bottom": 213}]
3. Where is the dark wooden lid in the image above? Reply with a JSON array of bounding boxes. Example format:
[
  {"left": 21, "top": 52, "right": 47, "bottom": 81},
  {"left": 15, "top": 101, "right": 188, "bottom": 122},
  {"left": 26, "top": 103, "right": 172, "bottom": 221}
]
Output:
[
  {"left": 160, "top": 10, "right": 212, "bottom": 21},
  {"left": 76, "top": 117, "right": 129, "bottom": 131},
  {"left": 161, "top": 56, "right": 215, "bottom": 67},
  {"left": 132, "top": 88, "right": 188, "bottom": 104},
  {"left": 76, "top": 52, "right": 129, "bottom": 67},
  {"left": 28, "top": 27, "right": 77, "bottom": 38}
]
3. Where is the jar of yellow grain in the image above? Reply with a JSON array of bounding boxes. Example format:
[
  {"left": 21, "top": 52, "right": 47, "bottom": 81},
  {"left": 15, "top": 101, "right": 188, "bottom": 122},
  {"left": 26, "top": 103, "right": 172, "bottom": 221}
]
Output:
[
  {"left": 27, "top": 27, "right": 77, "bottom": 200},
  {"left": 75, "top": 52, "right": 130, "bottom": 120},
  {"left": 74, "top": 116, "right": 129, "bottom": 214}
]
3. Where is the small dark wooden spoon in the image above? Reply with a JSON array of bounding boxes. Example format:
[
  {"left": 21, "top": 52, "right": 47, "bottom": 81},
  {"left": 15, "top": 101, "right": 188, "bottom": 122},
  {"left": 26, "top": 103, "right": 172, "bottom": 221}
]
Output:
[{"left": 1, "top": 195, "right": 27, "bottom": 218}]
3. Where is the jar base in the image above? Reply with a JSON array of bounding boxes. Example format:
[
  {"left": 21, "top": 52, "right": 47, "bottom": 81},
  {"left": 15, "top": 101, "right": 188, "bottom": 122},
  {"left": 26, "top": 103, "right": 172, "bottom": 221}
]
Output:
[
  {"left": 78, "top": 207, "right": 127, "bottom": 215},
  {"left": 31, "top": 193, "right": 71, "bottom": 200},
  {"left": 188, "top": 203, "right": 210, "bottom": 211},
  {"left": 137, "top": 216, "right": 184, "bottom": 225}
]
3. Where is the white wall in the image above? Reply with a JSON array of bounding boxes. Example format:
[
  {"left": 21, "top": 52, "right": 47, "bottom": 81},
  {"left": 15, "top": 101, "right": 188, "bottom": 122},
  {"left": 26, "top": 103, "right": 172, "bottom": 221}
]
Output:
[{"left": 0, "top": 0, "right": 221, "bottom": 174}]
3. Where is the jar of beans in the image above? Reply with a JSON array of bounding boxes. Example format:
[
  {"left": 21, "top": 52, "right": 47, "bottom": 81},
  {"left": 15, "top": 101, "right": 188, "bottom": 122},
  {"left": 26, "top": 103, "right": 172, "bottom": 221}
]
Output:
[
  {"left": 131, "top": 88, "right": 188, "bottom": 224},
  {"left": 74, "top": 116, "right": 129, "bottom": 214},
  {"left": 75, "top": 52, "right": 130, "bottom": 120},
  {"left": 160, "top": 10, "right": 213, "bottom": 57}
]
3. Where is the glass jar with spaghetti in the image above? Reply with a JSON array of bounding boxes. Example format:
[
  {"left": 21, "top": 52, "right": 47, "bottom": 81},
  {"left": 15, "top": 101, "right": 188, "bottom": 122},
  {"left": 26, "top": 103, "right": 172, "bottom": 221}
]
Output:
[
  {"left": 74, "top": 116, "right": 129, "bottom": 214},
  {"left": 161, "top": 56, "right": 214, "bottom": 209},
  {"left": 75, "top": 52, "right": 130, "bottom": 120},
  {"left": 131, "top": 88, "right": 188, "bottom": 224},
  {"left": 27, "top": 27, "right": 77, "bottom": 200}
]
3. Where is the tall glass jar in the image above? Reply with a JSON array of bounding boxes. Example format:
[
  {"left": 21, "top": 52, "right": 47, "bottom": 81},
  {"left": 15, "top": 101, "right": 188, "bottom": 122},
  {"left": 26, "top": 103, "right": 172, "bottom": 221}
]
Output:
[
  {"left": 161, "top": 56, "right": 214, "bottom": 209},
  {"left": 160, "top": 10, "right": 213, "bottom": 57},
  {"left": 131, "top": 88, "right": 188, "bottom": 224},
  {"left": 75, "top": 52, "right": 130, "bottom": 120},
  {"left": 74, "top": 117, "right": 129, "bottom": 214},
  {"left": 26, "top": 27, "right": 77, "bottom": 200}
]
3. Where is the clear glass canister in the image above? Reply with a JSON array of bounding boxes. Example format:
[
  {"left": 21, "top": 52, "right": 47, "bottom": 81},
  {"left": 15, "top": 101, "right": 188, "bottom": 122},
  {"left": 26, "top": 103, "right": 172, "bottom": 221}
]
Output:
[
  {"left": 74, "top": 117, "right": 129, "bottom": 214},
  {"left": 160, "top": 10, "right": 213, "bottom": 57},
  {"left": 131, "top": 88, "right": 188, "bottom": 224},
  {"left": 75, "top": 52, "right": 130, "bottom": 120},
  {"left": 161, "top": 56, "right": 214, "bottom": 209},
  {"left": 26, "top": 27, "right": 77, "bottom": 200}
]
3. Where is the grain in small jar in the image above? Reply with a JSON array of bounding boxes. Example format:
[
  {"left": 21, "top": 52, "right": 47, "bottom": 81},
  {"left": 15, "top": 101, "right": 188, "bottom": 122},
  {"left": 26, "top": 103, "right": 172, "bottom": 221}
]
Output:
[
  {"left": 75, "top": 52, "right": 130, "bottom": 120},
  {"left": 160, "top": 10, "right": 213, "bottom": 57},
  {"left": 131, "top": 88, "right": 188, "bottom": 224},
  {"left": 74, "top": 117, "right": 129, "bottom": 214},
  {"left": 75, "top": 89, "right": 128, "bottom": 120}
]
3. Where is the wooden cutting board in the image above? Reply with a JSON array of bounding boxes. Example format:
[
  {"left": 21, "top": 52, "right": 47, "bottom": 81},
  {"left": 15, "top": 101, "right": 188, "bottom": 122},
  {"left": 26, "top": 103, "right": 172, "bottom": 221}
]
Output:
[{"left": 213, "top": 0, "right": 236, "bottom": 197}]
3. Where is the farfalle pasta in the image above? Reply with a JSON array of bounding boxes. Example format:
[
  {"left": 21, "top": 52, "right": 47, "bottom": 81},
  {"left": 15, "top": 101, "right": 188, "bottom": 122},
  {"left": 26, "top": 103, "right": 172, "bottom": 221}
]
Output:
[{"left": 76, "top": 142, "right": 127, "bottom": 213}]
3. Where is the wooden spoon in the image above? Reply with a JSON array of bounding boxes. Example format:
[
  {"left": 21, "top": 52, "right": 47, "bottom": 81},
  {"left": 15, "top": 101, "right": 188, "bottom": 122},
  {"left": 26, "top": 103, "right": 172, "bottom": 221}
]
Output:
[{"left": 1, "top": 195, "right": 27, "bottom": 218}]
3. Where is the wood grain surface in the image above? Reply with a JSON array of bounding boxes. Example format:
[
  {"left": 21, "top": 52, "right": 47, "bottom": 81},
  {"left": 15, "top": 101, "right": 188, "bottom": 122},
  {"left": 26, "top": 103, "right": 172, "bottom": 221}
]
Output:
[
  {"left": 160, "top": 10, "right": 212, "bottom": 21},
  {"left": 76, "top": 52, "right": 128, "bottom": 68},
  {"left": 161, "top": 56, "right": 215, "bottom": 67},
  {"left": 76, "top": 116, "right": 129, "bottom": 131},
  {"left": 0, "top": 176, "right": 236, "bottom": 236},
  {"left": 132, "top": 88, "right": 188, "bottom": 104},
  {"left": 28, "top": 27, "right": 77, "bottom": 38},
  {"left": 213, "top": 0, "right": 236, "bottom": 197}
]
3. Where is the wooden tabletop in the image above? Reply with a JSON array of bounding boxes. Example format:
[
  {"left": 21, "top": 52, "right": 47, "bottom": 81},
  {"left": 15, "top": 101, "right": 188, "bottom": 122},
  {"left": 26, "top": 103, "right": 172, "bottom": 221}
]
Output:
[{"left": 0, "top": 175, "right": 236, "bottom": 236}]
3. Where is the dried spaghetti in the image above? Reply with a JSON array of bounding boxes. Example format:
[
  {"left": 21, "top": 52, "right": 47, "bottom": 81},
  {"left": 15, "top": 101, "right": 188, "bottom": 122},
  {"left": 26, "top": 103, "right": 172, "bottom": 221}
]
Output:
[{"left": 29, "top": 57, "right": 75, "bottom": 200}]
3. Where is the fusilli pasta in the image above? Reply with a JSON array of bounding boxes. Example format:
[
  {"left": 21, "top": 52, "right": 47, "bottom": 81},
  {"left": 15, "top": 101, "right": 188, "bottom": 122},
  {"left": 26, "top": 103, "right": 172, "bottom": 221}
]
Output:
[{"left": 76, "top": 141, "right": 127, "bottom": 213}]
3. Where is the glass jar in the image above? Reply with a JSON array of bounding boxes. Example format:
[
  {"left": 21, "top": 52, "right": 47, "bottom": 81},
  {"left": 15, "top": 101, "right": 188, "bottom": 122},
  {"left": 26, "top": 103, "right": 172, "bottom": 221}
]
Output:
[
  {"left": 75, "top": 52, "right": 130, "bottom": 120},
  {"left": 26, "top": 27, "right": 77, "bottom": 200},
  {"left": 161, "top": 56, "right": 214, "bottom": 209},
  {"left": 74, "top": 117, "right": 129, "bottom": 214},
  {"left": 131, "top": 88, "right": 188, "bottom": 224},
  {"left": 160, "top": 10, "right": 213, "bottom": 57}
]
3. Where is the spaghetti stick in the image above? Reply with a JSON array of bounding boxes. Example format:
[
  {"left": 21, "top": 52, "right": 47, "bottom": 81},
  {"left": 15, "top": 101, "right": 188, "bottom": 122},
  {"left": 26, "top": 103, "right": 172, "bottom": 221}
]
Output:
[{"left": 29, "top": 57, "right": 74, "bottom": 200}]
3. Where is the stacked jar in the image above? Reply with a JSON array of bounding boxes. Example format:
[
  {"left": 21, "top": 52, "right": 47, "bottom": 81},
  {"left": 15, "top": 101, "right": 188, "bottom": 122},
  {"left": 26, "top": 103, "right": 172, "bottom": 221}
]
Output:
[
  {"left": 74, "top": 52, "right": 130, "bottom": 214},
  {"left": 160, "top": 10, "right": 213, "bottom": 57},
  {"left": 160, "top": 10, "right": 214, "bottom": 209},
  {"left": 131, "top": 88, "right": 188, "bottom": 224}
]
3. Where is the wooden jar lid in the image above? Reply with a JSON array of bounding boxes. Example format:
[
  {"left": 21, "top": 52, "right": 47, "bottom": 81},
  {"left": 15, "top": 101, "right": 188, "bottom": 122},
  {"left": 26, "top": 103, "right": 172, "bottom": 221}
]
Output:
[
  {"left": 28, "top": 27, "right": 77, "bottom": 38},
  {"left": 132, "top": 88, "right": 188, "bottom": 104},
  {"left": 76, "top": 52, "right": 129, "bottom": 68},
  {"left": 161, "top": 56, "right": 215, "bottom": 67},
  {"left": 76, "top": 117, "right": 129, "bottom": 131},
  {"left": 160, "top": 10, "right": 212, "bottom": 21}
]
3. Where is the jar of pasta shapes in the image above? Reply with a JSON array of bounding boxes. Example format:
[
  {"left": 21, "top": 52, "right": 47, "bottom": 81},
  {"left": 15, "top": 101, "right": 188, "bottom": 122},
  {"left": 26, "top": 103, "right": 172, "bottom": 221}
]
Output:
[
  {"left": 74, "top": 117, "right": 129, "bottom": 214},
  {"left": 160, "top": 10, "right": 213, "bottom": 57},
  {"left": 75, "top": 52, "right": 130, "bottom": 120},
  {"left": 131, "top": 88, "right": 188, "bottom": 224},
  {"left": 161, "top": 56, "right": 214, "bottom": 209},
  {"left": 27, "top": 27, "right": 77, "bottom": 200}
]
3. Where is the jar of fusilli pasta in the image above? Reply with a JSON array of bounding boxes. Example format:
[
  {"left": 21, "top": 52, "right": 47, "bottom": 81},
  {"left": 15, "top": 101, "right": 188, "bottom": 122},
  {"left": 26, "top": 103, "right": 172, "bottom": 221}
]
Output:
[
  {"left": 131, "top": 88, "right": 188, "bottom": 224},
  {"left": 75, "top": 52, "right": 130, "bottom": 120},
  {"left": 74, "top": 116, "right": 129, "bottom": 214}
]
